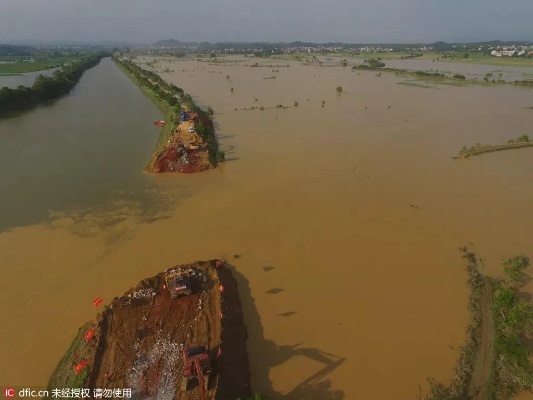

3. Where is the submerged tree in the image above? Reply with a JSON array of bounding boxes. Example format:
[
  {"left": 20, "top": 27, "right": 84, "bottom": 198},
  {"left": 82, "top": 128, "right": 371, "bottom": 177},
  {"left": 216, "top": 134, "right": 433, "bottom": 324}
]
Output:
[{"left": 336, "top": 86, "right": 343, "bottom": 94}]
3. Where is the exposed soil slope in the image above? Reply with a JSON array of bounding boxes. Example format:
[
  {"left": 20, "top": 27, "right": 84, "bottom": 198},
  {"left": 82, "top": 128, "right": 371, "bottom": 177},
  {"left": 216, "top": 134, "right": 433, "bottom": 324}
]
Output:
[{"left": 151, "top": 118, "right": 211, "bottom": 174}]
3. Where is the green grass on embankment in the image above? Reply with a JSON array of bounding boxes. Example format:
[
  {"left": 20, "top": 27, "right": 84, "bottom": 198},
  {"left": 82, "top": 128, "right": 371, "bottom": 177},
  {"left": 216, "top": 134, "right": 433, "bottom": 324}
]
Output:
[
  {"left": 0, "top": 53, "right": 109, "bottom": 118},
  {"left": 425, "top": 249, "right": 533, "bottom": 400},
  {"left": 47, "top": 326, "right": 91, "bottom": 390},
  {"left": 0, "top": 55, "right": 84, "bottom": 74}
]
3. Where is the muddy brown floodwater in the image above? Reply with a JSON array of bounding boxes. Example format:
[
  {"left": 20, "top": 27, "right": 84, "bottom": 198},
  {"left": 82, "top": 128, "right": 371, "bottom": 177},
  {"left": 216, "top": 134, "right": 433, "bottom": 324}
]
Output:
[{"left": 1, "top": 55, "right": 533, "bottom": 400}]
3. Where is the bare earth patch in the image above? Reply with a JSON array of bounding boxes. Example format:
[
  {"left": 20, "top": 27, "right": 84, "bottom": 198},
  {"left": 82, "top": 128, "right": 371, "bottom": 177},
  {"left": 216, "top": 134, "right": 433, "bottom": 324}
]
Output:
[{"left": 48, "top": 261, "right": 252, "bottom": 400}]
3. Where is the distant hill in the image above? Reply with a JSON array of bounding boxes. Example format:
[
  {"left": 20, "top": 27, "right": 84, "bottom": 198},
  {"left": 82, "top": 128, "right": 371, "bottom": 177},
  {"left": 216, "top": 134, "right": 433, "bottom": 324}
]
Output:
[
  {"left": 150, "top": 39, "right": 532, "bottom": 51},
  {"left": 153, "top": 39, "right": 197, "bottom": 47}
]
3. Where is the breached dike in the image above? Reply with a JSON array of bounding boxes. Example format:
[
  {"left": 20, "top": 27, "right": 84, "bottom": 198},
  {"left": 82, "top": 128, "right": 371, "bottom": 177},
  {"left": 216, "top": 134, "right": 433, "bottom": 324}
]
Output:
[
  {"left": 112, "top": 55, "right": 224, "bottom": 174},
  {"left": 47, "top": 260, "right": 252, "bottom": 400}
]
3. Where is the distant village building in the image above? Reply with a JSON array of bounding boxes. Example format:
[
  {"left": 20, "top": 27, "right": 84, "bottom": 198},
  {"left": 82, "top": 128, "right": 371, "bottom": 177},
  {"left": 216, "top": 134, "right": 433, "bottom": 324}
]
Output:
[{"left": 490, "top": 45, "right": 529, "bottom": 57}]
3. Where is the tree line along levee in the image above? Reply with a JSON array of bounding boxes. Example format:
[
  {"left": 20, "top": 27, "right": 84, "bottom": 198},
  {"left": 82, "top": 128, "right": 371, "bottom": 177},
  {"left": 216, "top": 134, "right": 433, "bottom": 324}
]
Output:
[{"left": 0, "top": 52, "right": 110, "bottom": 117}]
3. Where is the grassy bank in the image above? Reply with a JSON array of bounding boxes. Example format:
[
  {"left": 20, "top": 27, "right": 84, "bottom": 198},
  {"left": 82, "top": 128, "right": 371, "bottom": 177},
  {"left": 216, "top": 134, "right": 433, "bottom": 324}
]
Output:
[
  {"left": 425, "top": 249, "right": 533, "bottom": 400},
  {"left": 112, "top": 55, "right": 222, "bottom": 169},
  {"left": 457, "top": 134, "right": 532, "bottom": 158},
  {"left": 0, "top": 53, "right": 109, "bottom": 118},
  {"left": 0, "top": 55, "right": 85, "bottom": 74},
  {"left": 47, "top": 326, "right": 91, "bottom": 390}
]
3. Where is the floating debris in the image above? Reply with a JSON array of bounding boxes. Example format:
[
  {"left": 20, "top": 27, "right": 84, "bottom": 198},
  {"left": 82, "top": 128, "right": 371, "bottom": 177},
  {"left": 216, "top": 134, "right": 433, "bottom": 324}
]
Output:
[{"left": 132, "top": 288, "right": 156, "bottom": 299}]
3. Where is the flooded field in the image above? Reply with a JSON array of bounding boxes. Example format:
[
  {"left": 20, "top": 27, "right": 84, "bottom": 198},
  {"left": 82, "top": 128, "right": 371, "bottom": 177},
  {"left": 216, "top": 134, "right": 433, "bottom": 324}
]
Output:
[
  {"left": 1, "top": 55, "right": 532, "bottom": 399},
  {"left": 356, "top": 57, "right": 533, "bottom": 81}
]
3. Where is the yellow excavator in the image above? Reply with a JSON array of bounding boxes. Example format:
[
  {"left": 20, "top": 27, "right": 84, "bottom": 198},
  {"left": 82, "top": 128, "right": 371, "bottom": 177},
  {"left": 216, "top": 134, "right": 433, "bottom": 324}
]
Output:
[{"left": 187, "top": 140, "right": 200, "bottom": 150}]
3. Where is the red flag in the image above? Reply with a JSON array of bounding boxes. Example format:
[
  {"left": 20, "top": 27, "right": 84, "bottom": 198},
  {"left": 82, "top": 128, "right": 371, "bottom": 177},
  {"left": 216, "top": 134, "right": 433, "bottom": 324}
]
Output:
[
  {"left": 93, "top": 298, "right": 103, "bottom": 308},
  {"left": 84, "top": 329, "right": 95, "bottom": 342},
  {"left": 74, "top": 361, "right": 88, "bottom": 375}
]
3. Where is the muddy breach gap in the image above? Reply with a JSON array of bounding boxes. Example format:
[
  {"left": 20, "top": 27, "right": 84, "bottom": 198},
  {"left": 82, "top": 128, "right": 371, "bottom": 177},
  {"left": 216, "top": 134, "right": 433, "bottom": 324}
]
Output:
[
  {"left": 112, "top": 55, "right": 224, "bottom": 173},
  {"left": 47, "top": 260, "right": 252, "bottom": 400}
]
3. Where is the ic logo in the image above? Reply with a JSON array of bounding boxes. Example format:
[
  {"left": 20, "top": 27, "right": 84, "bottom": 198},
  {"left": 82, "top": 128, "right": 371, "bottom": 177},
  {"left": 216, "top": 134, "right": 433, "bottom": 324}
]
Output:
[{"left": 5, "top": 388, "right": 15, "bottom": 398}]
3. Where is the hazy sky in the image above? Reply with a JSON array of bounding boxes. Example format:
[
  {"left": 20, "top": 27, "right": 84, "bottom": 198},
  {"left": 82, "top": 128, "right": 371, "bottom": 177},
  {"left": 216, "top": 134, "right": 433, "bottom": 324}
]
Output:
[{"left": 1, "top": 0, "right": 532, "bottom": 44}]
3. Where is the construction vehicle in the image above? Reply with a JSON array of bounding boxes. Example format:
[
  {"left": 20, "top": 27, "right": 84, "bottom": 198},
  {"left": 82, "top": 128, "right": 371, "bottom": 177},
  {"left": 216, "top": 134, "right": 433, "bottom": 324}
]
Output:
[
  {"left": 185, "top": 135, "right": 201, "bottom": 150},
  {"left": 179, "top": 110, "right": 199, "bottom": 122},
  {"left": 165, "top": 270, "right": 193, "bottom": 298},
  {"left": 187, "top": 140, "right": 201, "bottom": 150},
  {"left": 180, "top": 345, "right": 211, "bottom": 396}
]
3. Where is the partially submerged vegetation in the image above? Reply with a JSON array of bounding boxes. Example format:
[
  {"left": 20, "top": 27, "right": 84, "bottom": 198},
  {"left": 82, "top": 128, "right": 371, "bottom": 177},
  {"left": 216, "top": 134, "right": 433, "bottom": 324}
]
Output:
[
  {"left": 0, "top": 52, "right": 109, "bottom": 117},
  {"left": 352, "top": 58, "right": 386, "bottom": 69},
  {"left": 112, "top": 55, "right": 223, "bottom": 169},
  {"left": 457, "top": 134, "right": 532, "bottom": 158},
  {"left": 348, "top": 58, "right": 533, "bottom": 88},
  {"left": 425, "top": 248, "right": 533, "bottom": 400},
  {"left": 235, "top": 103, "right": 291, "bottom": 111}
]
